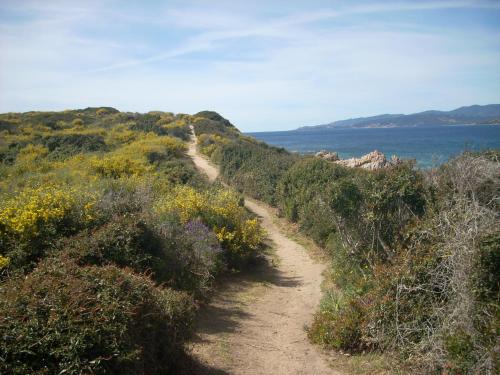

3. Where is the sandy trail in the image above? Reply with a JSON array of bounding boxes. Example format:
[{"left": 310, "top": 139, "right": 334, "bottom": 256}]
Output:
[{"left": 187, "top": 128, "right": 338, "bottom": 375}]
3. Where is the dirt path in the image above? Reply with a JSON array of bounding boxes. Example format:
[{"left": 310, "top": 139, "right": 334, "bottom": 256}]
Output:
[{"left": 187, "top": 128, "right": 338, "bottom": 375}]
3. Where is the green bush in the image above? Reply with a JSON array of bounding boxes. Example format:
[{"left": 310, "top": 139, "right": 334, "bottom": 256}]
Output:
[
  {"left": 475, "top": 231, "right": 500, "bottom": 302},
  {"left": 158, "top": 159, "right": 202, "bottom": 185},
  {"left": 0, "top": 119, "right": 17, "bottom": 134},
  {"left": 42, "top": 134, "right": 108, "bottom": 158},
  {"left": 309, "top": 294, "right": 365, "bottom": 351},
  {"left": 192, "top": 111, "right": 237, "bottom": 138},
  {"left": 63, "top": 214, "right": 166, "bottom": 277},
  {"left": 278, "top": 158, "right": 348, "bottom": 221},
  {"left": 0, "top": 257, "right": 195, "bottom": 375},
  {"left": 63, "top": 214, "right": 224, "bottom": 296},
  {"left": 217, "top": 140, "right": 297, "bottom": 204}
]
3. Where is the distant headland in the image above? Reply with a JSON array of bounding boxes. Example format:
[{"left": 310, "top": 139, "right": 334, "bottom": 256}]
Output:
[{"left": 297, "top": 104, "right": 500, "bottom": 130}]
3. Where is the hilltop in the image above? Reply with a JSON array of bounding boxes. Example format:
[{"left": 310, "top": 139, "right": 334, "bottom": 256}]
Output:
[{"left": 297, "top": 104, "right": 500, "bottom": 130}]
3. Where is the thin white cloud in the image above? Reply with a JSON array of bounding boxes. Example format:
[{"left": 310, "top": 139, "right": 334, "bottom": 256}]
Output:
[
  {"left": 1, "top": 0, "right": 499, "bottom": 130},
  {"left": 78, "top": 0, "right": 500, "bottom": 74}
]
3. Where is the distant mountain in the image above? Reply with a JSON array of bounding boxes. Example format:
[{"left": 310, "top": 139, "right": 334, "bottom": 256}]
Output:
[{"left": 297, "top": 104, "right": 500, "bottom": 130}]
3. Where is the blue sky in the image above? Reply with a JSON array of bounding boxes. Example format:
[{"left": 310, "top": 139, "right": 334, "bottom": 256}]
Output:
[{"left": 1, "top": 0, "right": 500, "bottom": 131}]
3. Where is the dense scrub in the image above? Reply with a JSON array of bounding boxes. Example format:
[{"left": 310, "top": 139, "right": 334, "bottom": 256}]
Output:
[
  {"left": 0, "top": 257, "right": 195, "bottom": 375},
  {"left": 193, "top": 114, "right": 499, "bottom": 374},
  {"left": 0, "top": 108, "right": 265, "bottom": 373}
]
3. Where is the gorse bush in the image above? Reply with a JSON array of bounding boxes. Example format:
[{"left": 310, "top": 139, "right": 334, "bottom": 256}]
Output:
[
  {"left": 90, "top": 154, "right": 151, "bottom": 178},
  {"left": 0, "top": 184, "right": 97, "bottom": 271},
  {"left": 0, "top": 257, "right": 195, "bottom": 375}
]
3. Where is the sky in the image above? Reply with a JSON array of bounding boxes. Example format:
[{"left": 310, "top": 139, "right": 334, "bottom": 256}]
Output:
[{"left": 1, "top": 1, "right": 500, "bottom": 131}]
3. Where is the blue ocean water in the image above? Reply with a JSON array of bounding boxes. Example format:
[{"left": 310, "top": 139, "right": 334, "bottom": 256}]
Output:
[{"left": 247, "top": 125, "right": 500, "bottom": 168}]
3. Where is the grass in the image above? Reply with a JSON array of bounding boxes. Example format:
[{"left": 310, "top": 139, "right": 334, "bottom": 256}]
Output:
[{"left": 328, "top": 352, "right": 395, "bottom": 375}]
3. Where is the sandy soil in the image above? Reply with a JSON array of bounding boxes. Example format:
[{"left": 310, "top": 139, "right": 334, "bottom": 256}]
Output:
[{"left": 187, "top": 128, "right": 339, "bottom": 375}]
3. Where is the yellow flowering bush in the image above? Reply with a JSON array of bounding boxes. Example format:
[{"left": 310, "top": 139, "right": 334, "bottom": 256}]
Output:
[
  {"left": 155, "top": 186, "right": 264, "bottom": 264},
  {"left": 90, "top": 134, "right": 185, "bottom": 179},
  {"left": 120, "top": 134, "right": 185, "bottom": 158},
  {"left": 0, "top": 255, "right": 10, "bottom": 269},
  {"left": 0, "top": 184, "right": 97, "bottom": 238},
  {"left": 90, "top": 155, "right": 151, "bottom": 178},
  {"left": 107, "top": 125, "right": 138, "bottom": 145},
  {"left": 197, "top": 134, "right": 230, "bottom": 157},
  {"left": 156, "top": 185, "right": 206, "bottom": 223},
  {"left": 16, "top": 144, "right": 49, "bottom": 163}
]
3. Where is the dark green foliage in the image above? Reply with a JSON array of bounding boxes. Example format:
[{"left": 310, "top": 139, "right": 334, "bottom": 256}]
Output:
[
  {"left": 278, "top": 158, "right": 348, "bottom": 221},
  {"left": 129, "top": 113, "right": 191, "bottom": 140},
  {"left": 443, "top": 329, "right": 476, "bottom": 373},
  {"left": 130, "top": 114, "right": 166, "bottom": 135},
  {"left": 0, "top": 142, "right": 27, "bottom": 164},
  {"left": 192, "top": 111, "right": 239, "bottom": 139},
  {"left": 0, "top": 119, "right": 18, "bottom": 134},
  {"left": 309, "top": 296, "right": 364, "bottom": 351},
  {"left": 63, "top": 213, "right": 223, "bottom": 297},
  {"left": 194, "top": 110, "right": 234, "bottom": 127},
  {"left": 296, "top": 197, "right": 337, "bottom": 245},
  {"left": 0, "top": 257, "right": 195, "bottom": 375},
  {"left": 475, "top": 231, "right": 500, "bottom": 301},
  {"left": 158, "top": 159, "right": 203, "bottom": 185},
  {"left": 360, "top": 162, "right": 427, "bottom": 261},
  {"left": 164, "top": 124, "right": 191, "bottom": 141},
  {"left": 42, "top": 134, "right": 108, "bottom": 158},
  {"left": 63, "top": 214, "right": 167, "bottom": 278},
  {"left": 217, "top": 140, "right": 297, "bottom": 204}
]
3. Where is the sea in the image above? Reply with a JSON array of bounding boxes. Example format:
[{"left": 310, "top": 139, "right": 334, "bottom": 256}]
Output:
[{"left": 247, "top": 124, "right": 500, "bottom": 169}]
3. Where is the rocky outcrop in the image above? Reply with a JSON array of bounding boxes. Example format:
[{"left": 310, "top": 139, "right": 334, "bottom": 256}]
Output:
[
  {"left": 314, "top": 150, "right": 339, "bottom": 161},
  {"left": 316, "top": 150, "right": 401, "bottom": 170}
]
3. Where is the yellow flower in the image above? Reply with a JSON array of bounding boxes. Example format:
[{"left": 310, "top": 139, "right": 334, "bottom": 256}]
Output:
[{"left": 0, "top": 255, "right": 10, "bottom": 269}]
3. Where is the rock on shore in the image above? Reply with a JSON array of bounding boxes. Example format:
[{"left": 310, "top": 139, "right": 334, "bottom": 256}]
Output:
[{"left": 315, "top": 150, "right": 401, "bottom": 170}]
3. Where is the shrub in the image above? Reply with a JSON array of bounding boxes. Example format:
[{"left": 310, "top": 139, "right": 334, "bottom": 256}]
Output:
[
  {"left": 156, "top": 218, "right": 224, "bottom": 295},
  {"left": 90, "top": 155, "right": 151, "bottom": 178},
  {"left": 130, "top": 114, "right": 166, "bottom": 135},
  {"left": 15, "top": 144, "right": 49, "bottom": 163},
  {"left": 278, "top": 158, "right": 348, "bottom": 222},
  {"left": 309, "top": 294, "right": 365, "bottom": 351},
  {"left": 42, "top": 133, "right": 107, "bottom": 158},
  {"left": 351, "top": 155, "right": 499, "bottom": 373},
  {"left": 217, "top": 140, "right": 297, "bottom": 205},
  {"left": 155, "top": 186, "right": 264, "bottom": 266},
  {"left": 163, "top": 121, "right": 191, "bottom": 141},
  {"left": 0, "top": 119, "right": 18, "bottom": 134},
  {"left": 64, "top": 213, "right": 224, "bottom": 296},
  {"left": 0, "top": 257, "right": 195, "bottom": 374},
  {"left": 63, "top": 214, "right": 165, "bottom": 276},
  {"left": 192, "top": 111, "right": 238, "bottom": 138},
  {"left": 158, "top": 159, "right": 202, "bottom": 185},
  {"left": 197, "top": 133, "right": 230, "bottom": 157},
  {"left": 0, "top": 184, "right": 97, "bottom": 270}
]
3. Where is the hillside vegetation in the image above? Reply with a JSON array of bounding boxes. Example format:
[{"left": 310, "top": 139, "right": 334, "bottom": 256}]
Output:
[
  {"left": 193, "top": 114, "right": 499, "bottom": 374},
  {"left": 0, "top": 108, "right": 265, "bottom": 374}
]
